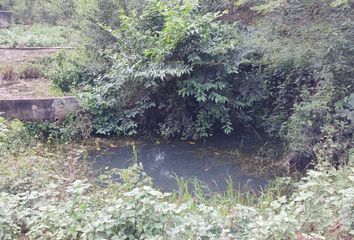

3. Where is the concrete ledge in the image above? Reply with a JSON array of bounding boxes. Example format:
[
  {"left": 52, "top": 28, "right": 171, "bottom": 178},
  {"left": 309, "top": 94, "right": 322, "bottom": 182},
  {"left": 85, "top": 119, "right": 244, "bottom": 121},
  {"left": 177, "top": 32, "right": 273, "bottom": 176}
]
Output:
[{"left": 0, "top": 97, "right": 80, "bottom": 122}]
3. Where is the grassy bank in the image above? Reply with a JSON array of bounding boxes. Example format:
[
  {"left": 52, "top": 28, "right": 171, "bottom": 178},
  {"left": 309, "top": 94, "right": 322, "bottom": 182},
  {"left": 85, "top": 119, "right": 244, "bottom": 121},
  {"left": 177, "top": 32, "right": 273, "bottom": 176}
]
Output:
[{"left": 0, "top": 24, "right": 80, "bottom": 47}]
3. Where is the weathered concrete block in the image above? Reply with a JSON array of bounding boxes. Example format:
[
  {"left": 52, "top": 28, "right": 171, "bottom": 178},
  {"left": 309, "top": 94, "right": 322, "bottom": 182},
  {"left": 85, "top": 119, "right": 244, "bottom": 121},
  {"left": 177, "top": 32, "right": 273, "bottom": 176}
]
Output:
[
  {"left": 0, "top": 97, "right": 80, "bottom": 122},
  {"left": 0, "top": 11, "right": 12, "bottom": 28}
]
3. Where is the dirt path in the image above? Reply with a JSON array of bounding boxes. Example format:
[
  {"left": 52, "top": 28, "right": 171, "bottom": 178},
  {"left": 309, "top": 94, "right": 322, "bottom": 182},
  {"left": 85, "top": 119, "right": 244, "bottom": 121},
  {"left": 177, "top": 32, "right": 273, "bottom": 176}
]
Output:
[{"left": 0, "top": 48, "right": 60, "bottom": 99}]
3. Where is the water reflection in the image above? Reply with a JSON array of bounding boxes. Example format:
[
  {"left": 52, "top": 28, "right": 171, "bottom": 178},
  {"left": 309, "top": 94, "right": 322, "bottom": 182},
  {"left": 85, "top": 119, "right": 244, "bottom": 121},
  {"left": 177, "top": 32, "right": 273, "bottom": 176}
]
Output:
[{"left": 91, "top": 141, "right": 267, "bottom": 192}]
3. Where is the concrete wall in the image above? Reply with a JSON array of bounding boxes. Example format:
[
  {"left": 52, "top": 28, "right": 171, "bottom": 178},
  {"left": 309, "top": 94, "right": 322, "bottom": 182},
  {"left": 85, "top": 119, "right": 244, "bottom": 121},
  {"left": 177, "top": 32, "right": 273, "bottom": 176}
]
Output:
[
  {"left": 0, "top": 97, "right": 80, "bottom": 122},
  {"left": 0, "top": 11, "right": 12, "bottom": 28}
]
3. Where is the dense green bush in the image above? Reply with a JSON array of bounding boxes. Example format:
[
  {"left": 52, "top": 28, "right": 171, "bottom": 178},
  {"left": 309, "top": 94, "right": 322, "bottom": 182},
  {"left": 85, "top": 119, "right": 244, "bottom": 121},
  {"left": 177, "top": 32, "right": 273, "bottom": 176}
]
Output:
[
  {"left": 49, "top": 51, "right": 105, "bottom": 92},
  {"left": 76, "top": 0, "right": 265, "bottom": 139},
  {"left": 47, "top": 0, "right": 354, "bottom": 167},
  {"left": 254, "top": 0, "right": 354, "bottom": 165}
]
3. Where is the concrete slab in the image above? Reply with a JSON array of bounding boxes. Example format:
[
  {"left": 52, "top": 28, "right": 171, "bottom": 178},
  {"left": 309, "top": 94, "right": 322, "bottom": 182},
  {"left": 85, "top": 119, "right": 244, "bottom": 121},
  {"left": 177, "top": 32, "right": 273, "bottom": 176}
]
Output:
[{"left": 0, "top": 96, "right": 80, "bottom": 122}]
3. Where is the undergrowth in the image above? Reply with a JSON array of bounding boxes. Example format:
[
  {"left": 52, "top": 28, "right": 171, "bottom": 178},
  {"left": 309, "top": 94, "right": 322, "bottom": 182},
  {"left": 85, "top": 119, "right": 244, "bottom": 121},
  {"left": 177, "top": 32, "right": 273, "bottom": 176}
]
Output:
[
  {"left": 0, "top": 24, "right": 79, "bottom": 47},
  {"left": 0, "top": 119, "right": 353, "bottom": 239}
]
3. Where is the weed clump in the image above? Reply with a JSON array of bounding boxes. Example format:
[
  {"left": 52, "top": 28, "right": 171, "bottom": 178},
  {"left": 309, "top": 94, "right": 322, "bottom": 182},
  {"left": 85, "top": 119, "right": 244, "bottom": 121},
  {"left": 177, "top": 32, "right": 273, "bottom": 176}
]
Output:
[
  {"left": 19, "top": 63, "right": 43, "bottom": 79},
  {"left": 0, "top": 65, "right": 15, "bottom": 81}
]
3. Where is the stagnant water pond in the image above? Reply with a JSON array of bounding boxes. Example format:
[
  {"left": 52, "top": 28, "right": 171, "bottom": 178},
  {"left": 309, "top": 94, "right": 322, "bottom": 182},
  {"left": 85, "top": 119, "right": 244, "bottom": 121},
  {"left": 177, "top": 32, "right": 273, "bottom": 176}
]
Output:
[{"left": 90, "top": 134, "right": 277, "bottom": 193}]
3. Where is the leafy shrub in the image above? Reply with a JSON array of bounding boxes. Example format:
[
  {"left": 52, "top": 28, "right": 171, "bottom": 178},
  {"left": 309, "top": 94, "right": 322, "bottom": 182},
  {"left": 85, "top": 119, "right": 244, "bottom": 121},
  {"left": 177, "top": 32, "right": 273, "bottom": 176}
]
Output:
[
  {"left": 46, "top": 0, "right": 353, "bottom": 169},
  {"left": 0, "top": 193, "right": 20, "bottom": 240},
  {"left": 79, "top": 0, "right": 263, "bottom": 139},
  {"left": 70, "top": 0, "right": 353, "bottom": 143},
  {"left": 238, "top": 0, "right": 354, "bottom": 167},
  {"left": 49, "top": 50, "right": 106, "bottom": 93},
  {"left": 25, "top": 114, "right": 92, "bottom": 144},
  {"left": 250, "top": 167, "right": 354, "bottom": 239}
]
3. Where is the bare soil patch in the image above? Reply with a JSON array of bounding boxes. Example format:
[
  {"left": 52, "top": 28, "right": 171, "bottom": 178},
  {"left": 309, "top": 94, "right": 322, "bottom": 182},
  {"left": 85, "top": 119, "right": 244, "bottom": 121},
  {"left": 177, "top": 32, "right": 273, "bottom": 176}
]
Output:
[
  {"left": 0, "top": 48, "right": 57, "bottom": 65},
  {"left": 0, "top": 77, "right": 52, "bottom": 99},
  {"left": 0, "top": 48, "right": 58, "bottom": 99}
]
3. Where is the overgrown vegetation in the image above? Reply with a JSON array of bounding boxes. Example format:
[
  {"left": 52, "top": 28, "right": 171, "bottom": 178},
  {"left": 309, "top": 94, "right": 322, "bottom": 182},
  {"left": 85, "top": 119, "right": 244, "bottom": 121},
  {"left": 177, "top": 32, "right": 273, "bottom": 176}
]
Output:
[
  {"left": 1, "top": 0, "right": 354, "bottom": 239},
  {"left": 0, "top": 24, "right": 79, "bottom": 47},
  {"left": 1, "top": 63, "right": 42, "bottom": 81},
  {"left": 0, "top": 119, "right": 353, "bottom": 239},
  {"left": 45, "top": 0, "right": 353, "bottom": 168},
  {"left": 0, "top": 0, "right": 75, "bottom": 25}
]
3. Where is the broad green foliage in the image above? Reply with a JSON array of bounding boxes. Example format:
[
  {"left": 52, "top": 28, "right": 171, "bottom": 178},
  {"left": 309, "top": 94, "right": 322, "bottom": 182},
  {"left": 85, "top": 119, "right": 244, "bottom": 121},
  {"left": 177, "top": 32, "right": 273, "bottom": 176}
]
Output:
[
  {"left": 52, "top": 0, "right": 353, "bottom": 152},
  {"left": 251, "top": 167, "right": 354, "bottom": 239},
  {"left": 42, "top": 0, "right": 354, "bottom": 171},
  {"left": 78, "top": 0, "right": 264, "bottom": 139}
]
